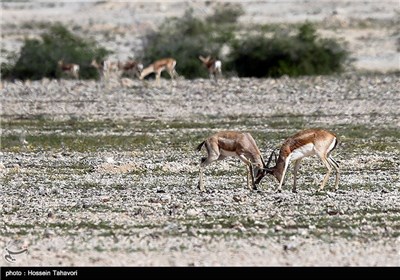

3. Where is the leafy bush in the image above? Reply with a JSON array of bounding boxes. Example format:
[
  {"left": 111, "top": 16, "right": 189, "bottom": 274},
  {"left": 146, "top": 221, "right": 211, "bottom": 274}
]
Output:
[
  {"left": 227, "top": 22, "right": 350, "bottom": 78},
  {"left": 141, "top": 5, "right": 349, "bottom": 79},
  {"left": 140, "top": 4, "right": 242, "bottom": 79},
  {"left": 1, "top": 23, "right": 109, "bottom": 80}
]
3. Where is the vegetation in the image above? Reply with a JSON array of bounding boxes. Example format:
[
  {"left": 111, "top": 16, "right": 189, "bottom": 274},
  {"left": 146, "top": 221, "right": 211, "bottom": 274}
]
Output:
[
  {"left": 228, "top": 22, "right": 350, "bottom": 77},
  {"left": 140, "top": 3, "right": 242, "bottom": 79},
  {"left": 141, "top": 5, "right": 349, "bottom": 78},
  {"left": 1, "top": 23, "right": 109, "bottom": 80},
  {"left": 1, "top": 4, "right": 350, "bottom": 80}
]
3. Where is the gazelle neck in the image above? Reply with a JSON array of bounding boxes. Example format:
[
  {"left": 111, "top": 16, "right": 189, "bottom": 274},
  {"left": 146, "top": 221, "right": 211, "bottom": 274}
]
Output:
[{"left": 269, "top": 154, "right": 286, "bottom": 180}]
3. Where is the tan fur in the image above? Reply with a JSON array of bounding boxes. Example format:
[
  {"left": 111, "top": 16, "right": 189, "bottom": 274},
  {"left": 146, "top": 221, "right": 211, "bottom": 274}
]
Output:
[
  {"left": 196, "top": 131, "right": 266, "bottom": 192},
  {"left": 118, "top": 60, "right": 143, "bottom": 78},
  {"left": 268, "top": 128, "right": 340, "bottom": 193},
  {"left": 139, "top": 58, "right": 178, "bottom": 85}
]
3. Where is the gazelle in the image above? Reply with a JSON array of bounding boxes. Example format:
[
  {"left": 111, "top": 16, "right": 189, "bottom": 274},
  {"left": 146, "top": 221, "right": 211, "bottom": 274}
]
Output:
[
  {"left": 58, "top": 60, "right": 79, "bottom": 79},
  {"left": 199, "top": 55, "right": 222, "bottom": 81},
  {"left": 259, "top": 128, "right": 340, "bottom": 193},
  {"left": 91, "top": 59, "right": 121, "bottom": 81},
  {"left": 196, "top": 131, "right": 274, "bottom": 192},
  {"left": 118, "top": 59, "right": 143, "bottom": 79},
  {"left": 139, "top": 58, "right": 178, "bottom": 85},
  {"left": 91, "top": 59, "right": 106, "bottom": 80},
  {"left": 91, "top": 58, "right": 143, "bottom": 81}
]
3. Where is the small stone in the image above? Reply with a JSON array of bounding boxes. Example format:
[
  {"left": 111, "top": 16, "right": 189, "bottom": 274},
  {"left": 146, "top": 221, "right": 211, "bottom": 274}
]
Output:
[
  {"left": 43, "top": 229, "right": 53, "bottom": 238},
  {"left": 275, "top": 225, "right": 283, "bottom": 232},
  {"left": 285, "top": 219, "right": 296, "bottom": 227},
  {"left": 186, "top": 209, "right": 199, "bottom": 216},
  {"left": 283, "top": 242, "right": 297, "bottom": 251}
]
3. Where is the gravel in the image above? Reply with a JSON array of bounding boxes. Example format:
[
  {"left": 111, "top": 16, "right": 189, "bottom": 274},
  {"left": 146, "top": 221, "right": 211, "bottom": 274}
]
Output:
[{"left": 1, "top": 74, "right": 399, "bottom": 266}]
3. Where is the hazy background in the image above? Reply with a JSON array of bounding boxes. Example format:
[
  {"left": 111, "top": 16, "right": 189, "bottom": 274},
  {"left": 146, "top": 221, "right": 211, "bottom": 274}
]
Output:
[{"left": 1, "top": 0, "right": 399, "bottom": 73}]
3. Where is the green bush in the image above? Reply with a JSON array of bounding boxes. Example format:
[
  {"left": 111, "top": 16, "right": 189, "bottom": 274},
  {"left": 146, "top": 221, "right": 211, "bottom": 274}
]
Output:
[
  {"left": 140, "top": 5, "right": 241, "bottom": 79},
  {"left": 1, "top": 23, "right": 110, "bottom": 80},
  {"left": 141, "top": 5, "right": 349, "bottom": 79},
  {"left": 227, "top": 22, "right": 350, "bottom": 77}
]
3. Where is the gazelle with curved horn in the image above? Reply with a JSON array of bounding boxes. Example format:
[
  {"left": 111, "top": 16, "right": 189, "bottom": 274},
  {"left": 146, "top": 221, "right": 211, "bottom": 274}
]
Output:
[
  {"left": 262, "top": 128, "right": 340, "bottom": 193},
  {"left": 196, "top": 131, "right": 274, "bottom": 192}
]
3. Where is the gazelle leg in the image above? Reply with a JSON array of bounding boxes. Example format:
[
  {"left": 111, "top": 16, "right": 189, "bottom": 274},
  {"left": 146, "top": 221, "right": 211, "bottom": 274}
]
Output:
[
  {"left": 318, "top": 155, "right": 332, "bottom": 192},
  {"left": 238, "top": 155, "right": 257, "bottom": 190},
  {"left": 156, "top": 71, "right": 161, "bottom": 86},
  {"left": 214, "top": 73, "right": 219, "bottom": 84},
  {"left": 246, "top": 164, "right": 251, "bottom": 190},
  {"left": 198, "top": 164, "right": 206, "bottom": 192},
  {"left": 328, "top": 156, "right": 340, "bottom": 191},
  {"left": 198, "top": 143, "right": 220, "bottom": 192},
  {"left": 169, "top": 69, "right": 178, "bottom": 79},
  {"left": 277, "top": 159, "right": 290, "bottom": 193},
  {"left": 292, "top": 159, "right": 302, "bottom": 193},
  {"left": 246, "top": 163, "right": 257, "bottom": 190}
]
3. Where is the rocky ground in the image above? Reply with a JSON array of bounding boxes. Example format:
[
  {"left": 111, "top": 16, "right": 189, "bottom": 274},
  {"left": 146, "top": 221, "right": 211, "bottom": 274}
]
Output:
[
  {"left": 1, "top": 0, "right": 400, "bottom": 267},
  {"left": 1, "top": 74, "right": 400, "bottom": 266}
]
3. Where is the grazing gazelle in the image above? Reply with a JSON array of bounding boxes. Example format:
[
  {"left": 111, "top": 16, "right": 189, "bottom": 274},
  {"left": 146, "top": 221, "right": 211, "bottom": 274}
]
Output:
[
  {"left": 196, "top": 131, "right": 275, "bottom": 192},
  {"left": 199, "top": 55, "right": 222, "bottom": 81},
  {"left": 260, "top": 128, "right": 340, "bottom": 193},
  {"left": 139, "top": 58, "right": 178, "bottom": 85},
  {"left": 58, "top": 60, "right": 80, "bottom": 79}
]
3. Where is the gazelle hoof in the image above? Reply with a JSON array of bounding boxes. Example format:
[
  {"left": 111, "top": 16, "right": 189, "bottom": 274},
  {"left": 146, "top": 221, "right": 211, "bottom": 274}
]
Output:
[
  {"left": 198, "top": 184, "right": 205, "bottom": 192},
  {"left": 292, "top": 189, "right": 297, "bottom": 193}
]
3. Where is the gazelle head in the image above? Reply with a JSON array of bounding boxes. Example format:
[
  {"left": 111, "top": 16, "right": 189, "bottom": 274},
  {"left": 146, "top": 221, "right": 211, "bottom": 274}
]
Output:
[
  {"left": 254, "top": 149, "right": 277, "bottom": 185},
  {"left": 257, "top": 129, "right": 340, "bottom": 193}
]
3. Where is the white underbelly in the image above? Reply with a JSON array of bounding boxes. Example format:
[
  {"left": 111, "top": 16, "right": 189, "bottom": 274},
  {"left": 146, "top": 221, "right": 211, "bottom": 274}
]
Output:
[{"left": 289, "top": 143, "right": 315, "bottom": 161}]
